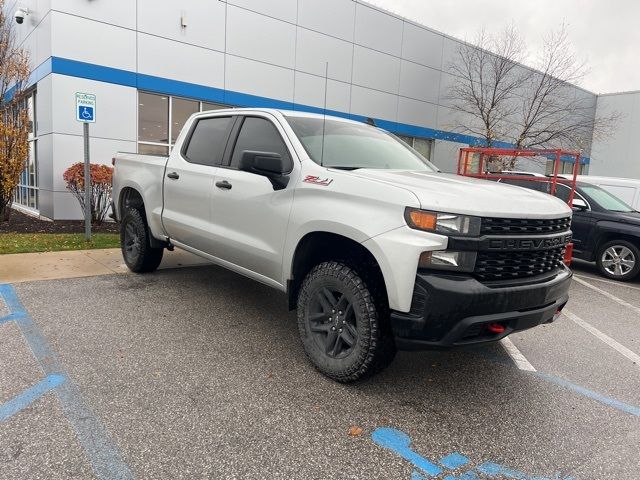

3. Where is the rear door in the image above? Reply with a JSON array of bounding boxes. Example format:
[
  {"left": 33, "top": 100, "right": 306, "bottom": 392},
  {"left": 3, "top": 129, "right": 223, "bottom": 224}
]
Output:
[
  {"left": 162, "top": 115, "right": 235, "bottom": 254},
  {"left": 208, "top": 114, "right": 297, "bottom": 283}
]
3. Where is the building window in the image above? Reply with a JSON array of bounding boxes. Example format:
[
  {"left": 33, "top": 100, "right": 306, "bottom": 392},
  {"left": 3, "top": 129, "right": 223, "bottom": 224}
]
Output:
[
  {"left": 13, "top": 91, "right": 38, "bottom": 211},
  {"left": 396, "top": 134, "right": 433, "bottom": 161},
  {"left": 545, "top": 159, "right": 589, "bottom": 176},
  {"left": 137, "top": 92, "right": 228, "bottom": 154}
]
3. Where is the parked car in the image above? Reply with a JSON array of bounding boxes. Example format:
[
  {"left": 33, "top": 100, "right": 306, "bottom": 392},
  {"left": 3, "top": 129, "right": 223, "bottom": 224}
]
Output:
[
  {"left": 500, "top": 177, "right": 640, "bottom": 281},
  {"left": 573, "top": 175, "right": 640, "bottom": 211},
  {"left": 112, "top": 109, "right": 573, "bottom": 382}
]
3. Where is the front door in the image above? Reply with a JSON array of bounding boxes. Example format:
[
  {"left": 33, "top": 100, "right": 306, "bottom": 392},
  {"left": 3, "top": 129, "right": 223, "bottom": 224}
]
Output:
[
  {"left": 555, "top": 184, "right": 593, "bottom": 253},
  {"left": 209, "top": 115, "right": 297, "bottom": 283}
]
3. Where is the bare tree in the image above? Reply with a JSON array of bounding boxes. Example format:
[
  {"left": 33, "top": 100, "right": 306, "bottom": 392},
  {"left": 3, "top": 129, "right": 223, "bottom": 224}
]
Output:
[
  {"left": 515, "top": 26, "right": 618, "bottom": 152},
  {"left": 449, "top": 24, "right": 619, "bottom": 169},
  {"left": 0, "top": 0, "right": 30, "bottom": 222},
  {"left": 448, "top": 25, "right": 528, "bottom": 147}
]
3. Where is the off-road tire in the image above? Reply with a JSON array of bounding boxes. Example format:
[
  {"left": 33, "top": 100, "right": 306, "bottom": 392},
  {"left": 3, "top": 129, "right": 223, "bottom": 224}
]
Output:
[
  {"left": 297, "top": 261, "right": 396, "bottom": 382},
  {"left": 120, "top": 208, "right": 163, "bottom": 273},
  {"left": 596, "top": 240, "right": 640, "bottom": 281}
]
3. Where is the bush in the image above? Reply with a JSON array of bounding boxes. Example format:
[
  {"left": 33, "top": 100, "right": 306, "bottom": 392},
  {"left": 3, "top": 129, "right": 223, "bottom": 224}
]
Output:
[{"left": 63, "top": 163, "right": 113, "bottom": 225}]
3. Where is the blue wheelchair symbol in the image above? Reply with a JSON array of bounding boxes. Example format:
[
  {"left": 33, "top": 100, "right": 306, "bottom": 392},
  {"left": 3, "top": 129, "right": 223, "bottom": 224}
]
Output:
[
  {"left": 372, "top": 428, "right": 575, "bottom": 480},
  {"left": 78, "top": 106, "right": 94, "bottom": 121}
]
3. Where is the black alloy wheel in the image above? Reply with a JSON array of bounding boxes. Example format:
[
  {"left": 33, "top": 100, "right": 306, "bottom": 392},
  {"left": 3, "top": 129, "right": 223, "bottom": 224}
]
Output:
[
  {"left": 307, "top": 286, "right": 359, "bottom": 359},
  {"left": 297, "top": 261, "right": 396, "bottom": 382}
]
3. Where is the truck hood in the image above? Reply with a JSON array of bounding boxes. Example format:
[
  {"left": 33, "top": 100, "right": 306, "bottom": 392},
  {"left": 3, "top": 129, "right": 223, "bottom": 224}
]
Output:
[{"left": 350, "top": 170, "right": 571, "bottom": 218}]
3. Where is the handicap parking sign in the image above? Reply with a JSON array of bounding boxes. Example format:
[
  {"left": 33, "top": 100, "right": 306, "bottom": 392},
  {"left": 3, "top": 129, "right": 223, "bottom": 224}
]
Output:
[
  {"left": 78, "top": 106, "right": 94, "bottom": 121},
  {"left": 75, "top": 93, "right": 96, "bottom": 123}
]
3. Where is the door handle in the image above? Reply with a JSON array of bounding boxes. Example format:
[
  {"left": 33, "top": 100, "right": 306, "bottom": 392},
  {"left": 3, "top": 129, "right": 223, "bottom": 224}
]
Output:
[
  {"left": 167, "top": 172, "right": 180, "bottom": 180},
  {"left": 215, "top": 180, "right": 232, "bottom": 190}
]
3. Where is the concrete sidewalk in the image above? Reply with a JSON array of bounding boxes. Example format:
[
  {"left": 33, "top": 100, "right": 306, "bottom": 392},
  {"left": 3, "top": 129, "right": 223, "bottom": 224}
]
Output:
[{"left": 0, "top": 248, "right": 209, "bottom": 283}]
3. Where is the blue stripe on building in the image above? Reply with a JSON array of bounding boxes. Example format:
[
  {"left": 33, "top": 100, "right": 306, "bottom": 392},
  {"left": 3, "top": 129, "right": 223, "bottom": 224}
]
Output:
[{"left": 28, "top": 56, "right": 588, "bottom": 164}]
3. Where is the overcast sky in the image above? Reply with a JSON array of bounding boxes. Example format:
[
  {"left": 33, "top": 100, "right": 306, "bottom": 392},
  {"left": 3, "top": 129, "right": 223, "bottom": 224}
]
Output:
[{"left": 368, "top": 0, "right": 640, "bottom": 94}]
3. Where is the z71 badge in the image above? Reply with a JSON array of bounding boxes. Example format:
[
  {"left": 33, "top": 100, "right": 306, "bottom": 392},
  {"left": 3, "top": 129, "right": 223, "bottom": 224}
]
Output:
[{"left": 303, "top": 175, "right": 334, "bottom": 186}]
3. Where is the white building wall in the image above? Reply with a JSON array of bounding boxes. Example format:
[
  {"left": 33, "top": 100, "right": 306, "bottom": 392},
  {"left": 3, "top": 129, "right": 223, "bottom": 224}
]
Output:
[
  {"left": 4, "top": 0, "right": 601, "bottom": 219},
  {"left": 590, "top": 91, "right": 640, "bottom": 180}
]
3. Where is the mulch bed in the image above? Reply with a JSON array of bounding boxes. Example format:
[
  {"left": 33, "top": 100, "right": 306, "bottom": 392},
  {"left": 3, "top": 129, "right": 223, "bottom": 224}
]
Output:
[{"left": 0, "top": 210, "right": 120, "bottom": 234}]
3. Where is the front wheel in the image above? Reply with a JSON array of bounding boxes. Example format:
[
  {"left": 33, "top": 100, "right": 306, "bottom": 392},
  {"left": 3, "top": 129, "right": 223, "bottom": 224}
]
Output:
[
  {"left": 596, "top": 240, "right": 640, "bottom": 281},
  {"left": 297, "top": 261, "right": 396, "bottom": 382},
  {"left": 120, "top": 208, "right": 164, "bottom": 273}
]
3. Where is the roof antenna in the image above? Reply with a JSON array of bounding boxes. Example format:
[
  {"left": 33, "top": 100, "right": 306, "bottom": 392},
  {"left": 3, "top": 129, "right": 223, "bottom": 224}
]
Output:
[{"left": 320, "top": 61, "right": 329, "bottom": 167}]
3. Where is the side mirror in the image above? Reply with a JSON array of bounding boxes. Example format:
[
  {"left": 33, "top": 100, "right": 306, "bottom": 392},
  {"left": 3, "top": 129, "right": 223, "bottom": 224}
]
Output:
[
  {"left": 572, "top": 198, "right": 588, "bottom": 211},
  {"left": 238, "top": 150, "right": 289, "bottom": 190}
]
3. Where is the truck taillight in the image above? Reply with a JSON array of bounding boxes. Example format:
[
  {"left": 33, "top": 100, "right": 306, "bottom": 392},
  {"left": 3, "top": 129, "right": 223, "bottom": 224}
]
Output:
[{"left": 563, "top": 243, "right": 573, "bottom": 266}]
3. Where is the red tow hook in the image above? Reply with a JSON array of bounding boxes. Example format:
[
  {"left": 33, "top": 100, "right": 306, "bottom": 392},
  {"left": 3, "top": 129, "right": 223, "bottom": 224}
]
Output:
[{"left": 486, "top": 322, "right": 506, "bottom": 334}]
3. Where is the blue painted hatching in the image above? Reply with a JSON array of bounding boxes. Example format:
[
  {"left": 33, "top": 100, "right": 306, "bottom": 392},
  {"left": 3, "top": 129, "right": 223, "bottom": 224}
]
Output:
[
  {"left": 0, "top": 284, "right": 134, "bottom": 480},
  {"left": 371, "top": 427, "right": 575, "bottom": 479},
  {"left": 0, "top": 374, "right": 66, "bottom": 421},
  {"left": 372, "top": 427, "right": 443, "bottom": 477},
  {"left": 440, "top": 453, "right": 470, "bottom": 470}
]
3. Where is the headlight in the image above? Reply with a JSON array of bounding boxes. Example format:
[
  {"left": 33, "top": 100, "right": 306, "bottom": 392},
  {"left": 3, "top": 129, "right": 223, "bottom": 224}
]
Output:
[
  {"left": 418, "top": 250, "right": 477, "bottom": 272},
  {"left": 404, "top": 208, "right": 481, "bottom": 236}
]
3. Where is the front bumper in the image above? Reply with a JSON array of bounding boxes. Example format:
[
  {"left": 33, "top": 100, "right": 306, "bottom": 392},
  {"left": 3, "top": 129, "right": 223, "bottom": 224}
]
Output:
[{"left": 390, "top": 267, "right": 572, "bottom": 350}]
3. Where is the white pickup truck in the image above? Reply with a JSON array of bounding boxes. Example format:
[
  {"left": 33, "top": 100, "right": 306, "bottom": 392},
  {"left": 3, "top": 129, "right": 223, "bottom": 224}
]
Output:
[{"left": 112, "top": 108, "right": 573, "bottom": 382}]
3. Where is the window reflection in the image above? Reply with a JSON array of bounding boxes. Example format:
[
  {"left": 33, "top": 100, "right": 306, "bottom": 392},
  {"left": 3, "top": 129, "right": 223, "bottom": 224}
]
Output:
[
  {"left": 138, "top": 92, "right": 230, "bottom": 154},
  {"left": 138, "top": 92, "right": 169, "bottom": 144},
  {"left": 171, "top": 97, "right": 199, "bottom": 143}
]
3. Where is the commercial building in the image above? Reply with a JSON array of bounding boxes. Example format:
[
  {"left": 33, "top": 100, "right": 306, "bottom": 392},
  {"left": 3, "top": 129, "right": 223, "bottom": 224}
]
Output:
[
  {"left": 3, "top": 0, "right": 611, "bottom": 220},
  {"left": 590, "top": 90, "right": 640, "bottom": 180}
]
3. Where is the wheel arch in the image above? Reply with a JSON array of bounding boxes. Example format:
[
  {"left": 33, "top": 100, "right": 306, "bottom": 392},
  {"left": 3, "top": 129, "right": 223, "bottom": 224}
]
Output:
[
  {"left": 119, "top": 186, "right": 146, "bottom": 219},
  {"left": 595, "top": 230, "right": 640, "bottom": 255},
  {"left": 287, "top": 231, "right": 388, "bottom": 311},
  {"left": 118, "top": 186, "right": 167, "bottom": 249}
]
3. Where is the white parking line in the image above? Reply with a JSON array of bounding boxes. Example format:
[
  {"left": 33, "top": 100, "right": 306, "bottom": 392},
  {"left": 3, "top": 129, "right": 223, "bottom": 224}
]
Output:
[
  {"left": 500, "top": 337, "right": 537, "bottom": 371},
  {"left": 572, "top": 276, "right": 640, "bottom": 315},
  {"left": 574, "top": 274, "right": 640, "bottom": 292},
  {"left": 563, "top": 309, "right": 640, "bottom": 367}
]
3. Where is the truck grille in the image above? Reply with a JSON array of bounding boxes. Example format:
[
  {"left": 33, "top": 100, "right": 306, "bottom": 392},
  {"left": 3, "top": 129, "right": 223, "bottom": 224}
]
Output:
[
  {"left": 480, "top": 217, "right": 571, "bottom": 235},
  {"left": 474, "top": 246, "right": 566, "bottom": 281}
]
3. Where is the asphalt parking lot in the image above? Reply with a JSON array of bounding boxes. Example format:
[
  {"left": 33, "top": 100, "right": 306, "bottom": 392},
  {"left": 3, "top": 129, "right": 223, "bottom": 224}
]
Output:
[{"left": 1, "top": 261, "right": 639, "bottom": 479}]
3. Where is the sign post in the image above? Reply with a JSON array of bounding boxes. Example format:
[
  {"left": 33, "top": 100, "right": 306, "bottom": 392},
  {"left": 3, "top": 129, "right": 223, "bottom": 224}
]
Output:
[{"left": 75, "top": 93, "right": 96, "bottom": 242}]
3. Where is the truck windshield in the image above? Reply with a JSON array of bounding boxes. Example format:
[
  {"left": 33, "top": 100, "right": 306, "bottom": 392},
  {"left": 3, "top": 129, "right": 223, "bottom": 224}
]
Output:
[
  {"left": 580, "top": 184, "right": 634, "bottom": 212},
  {"left": 286, "top": 116, "right": 438, "bottom": 171}
]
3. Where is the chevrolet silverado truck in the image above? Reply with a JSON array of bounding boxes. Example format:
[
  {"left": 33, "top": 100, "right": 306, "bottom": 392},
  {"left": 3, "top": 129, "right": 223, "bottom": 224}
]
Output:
[{"left": 112, "top": 108, "right": 573, "bottom": 382}]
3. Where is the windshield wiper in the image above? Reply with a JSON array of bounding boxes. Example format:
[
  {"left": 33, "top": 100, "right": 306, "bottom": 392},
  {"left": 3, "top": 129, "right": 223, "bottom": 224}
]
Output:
[{"left": 327, "top": 166, "right": 362, "bottom": 171}]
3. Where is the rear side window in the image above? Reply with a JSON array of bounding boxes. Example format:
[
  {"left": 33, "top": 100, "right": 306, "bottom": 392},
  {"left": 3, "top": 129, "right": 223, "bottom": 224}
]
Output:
[
  {"left": 230, "top": 117, "right": 292, "bottom": 171},
  {"left": 184, "top": 116, "right": 233, "bottom": 166}
]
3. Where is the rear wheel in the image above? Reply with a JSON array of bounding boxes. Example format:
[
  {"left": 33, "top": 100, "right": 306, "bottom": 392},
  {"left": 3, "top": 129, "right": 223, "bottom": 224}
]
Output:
[
  {"left": 297, "top": 261, "right": 396, "bottom": 382},
  {"left": 120, "top": 208, "right": 164, "bottom": 273},
  {"left": 596, "top": 240, "right": 640, "bottom": 281}
]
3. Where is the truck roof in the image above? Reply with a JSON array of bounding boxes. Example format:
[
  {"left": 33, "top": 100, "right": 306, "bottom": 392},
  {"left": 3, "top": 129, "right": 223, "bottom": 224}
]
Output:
[{"left": 199, "top": 107, "right": 366, "bottom": 126}]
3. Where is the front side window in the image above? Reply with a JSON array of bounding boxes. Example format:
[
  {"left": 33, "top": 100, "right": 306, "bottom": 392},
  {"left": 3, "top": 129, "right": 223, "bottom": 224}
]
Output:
[
  {"left": 286, "top": 116, "right": 437, "bottom": 171},
  {"left": 555, "top": 184, "right": 589, "bottom": 207},
  {"left": 230, "top": 117, "right": 292, "bottom": 171},
  {"left": 184, "top": 116, "right": 233, "bottom": 166}
]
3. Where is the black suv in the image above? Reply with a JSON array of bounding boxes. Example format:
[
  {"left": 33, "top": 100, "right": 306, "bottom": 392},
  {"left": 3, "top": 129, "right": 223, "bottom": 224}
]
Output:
[{"left": 500, "top": 178, "right": 640, "bottom": 281}]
